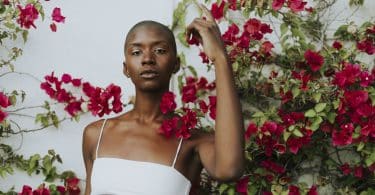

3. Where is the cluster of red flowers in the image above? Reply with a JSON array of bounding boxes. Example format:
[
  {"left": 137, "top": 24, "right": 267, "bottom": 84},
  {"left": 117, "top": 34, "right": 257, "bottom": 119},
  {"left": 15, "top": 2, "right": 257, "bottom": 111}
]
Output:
[
  {"left": 272, "top": 0, "right": 311, "bottom": 13},
  {"left": 19, "top": 177, "right": 80, "bottom": 195},
  {"left": 0, "top": 92, "right": 11, "bottom": 123},
  {"left": 159, "top": 76, "right": 216, "bottom": 139},
  {"left": 16, "top": 3, "right": 65, "bottom": 32},
  {"left": 40, "top": 72, "right": 123, "bottom": 117},
  {"left": 331, "top": 63, "right": 375, "bottom": 146},
  {"left": 356, "top": 25, "right": 375, "bottom": 55}
]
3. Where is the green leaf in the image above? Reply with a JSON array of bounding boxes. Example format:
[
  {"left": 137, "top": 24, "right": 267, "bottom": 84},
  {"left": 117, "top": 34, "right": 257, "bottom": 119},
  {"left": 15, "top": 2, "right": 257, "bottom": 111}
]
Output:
[
  {"left": 177, "top": 32, "right": 189, "bottom": 47},
  {"left": 283, "top": 132, "right": 291, "bottom": 142},
  {"left": 219, "top": 183, "right": 228, "bottom": 194},
  {"left": 293, "top": 128, "right": 303, "bottom": 137},
  {"left": 312, "top": 93, "right": 321, "bottom": 103},
  {"left": 314, "top": 103, "right": 327, "bottom": 113},
  {"left": 187, "top": 65, "right": 197, "bottom": 77},
  {"left": 310, "top": 116, "right": 323, "bottom": 131},
  {"left": 291, "top": 86, "right": 300, "bottom": 98},
  {"left": 22, "top": 30, "right": 28, "bottom": 43},
  {"left": 280, "top": 23, "right": 288, "bottom": 36},
  {"left": 4, "top": 22, "right": 15, "bottom": 29},
  {"left": 304, "top": 109, "right": 316, "bottom": 117},
  {"left": 252, "top": 111, "right": 265, "bottom": 118},
  {"left": 232, "top": 61, "right": 239, "bottom": 72},
  {"left": 327, "top": 112, "right": 337, "bottom": 124},
  {"left": 357, "top": 142, "right": 365, "bottom": 151}
]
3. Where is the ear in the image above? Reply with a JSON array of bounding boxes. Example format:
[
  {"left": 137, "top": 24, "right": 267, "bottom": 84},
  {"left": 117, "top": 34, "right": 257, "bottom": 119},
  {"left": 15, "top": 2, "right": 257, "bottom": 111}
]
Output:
[
  {"left": 123, "top": 62, "right": 130, "bottom": 77},
  {"left": 173, "top": 57, "right": 180, "bottom": 74}
]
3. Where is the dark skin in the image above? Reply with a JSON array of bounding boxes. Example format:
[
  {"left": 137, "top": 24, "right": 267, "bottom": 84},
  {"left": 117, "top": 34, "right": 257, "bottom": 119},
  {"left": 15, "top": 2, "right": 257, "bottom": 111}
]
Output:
[{"left": 82, "top": 5, "right": 245, "bottom": 194}]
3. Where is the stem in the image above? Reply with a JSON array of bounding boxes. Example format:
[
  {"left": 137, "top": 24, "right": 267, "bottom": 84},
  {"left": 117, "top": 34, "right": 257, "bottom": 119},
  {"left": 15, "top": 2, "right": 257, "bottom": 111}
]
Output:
[{"left": 0, "top": 71, "right": 42, "bottom": 83}]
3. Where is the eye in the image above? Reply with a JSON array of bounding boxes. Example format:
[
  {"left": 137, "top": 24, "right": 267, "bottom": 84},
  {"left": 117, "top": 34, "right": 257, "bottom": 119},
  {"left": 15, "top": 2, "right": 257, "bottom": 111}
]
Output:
[
  {"left": 154, "top": 48, "right": 167, "bottom": 55},
  {"left": 131, "top": 50, "right": 141, "bottom": 56}
]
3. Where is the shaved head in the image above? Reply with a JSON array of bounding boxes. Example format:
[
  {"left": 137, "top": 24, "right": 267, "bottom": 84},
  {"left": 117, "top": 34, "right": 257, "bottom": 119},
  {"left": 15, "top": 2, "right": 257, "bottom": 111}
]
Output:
[{"left": 124, "top": 20, "right": 177, "bottom": 55}]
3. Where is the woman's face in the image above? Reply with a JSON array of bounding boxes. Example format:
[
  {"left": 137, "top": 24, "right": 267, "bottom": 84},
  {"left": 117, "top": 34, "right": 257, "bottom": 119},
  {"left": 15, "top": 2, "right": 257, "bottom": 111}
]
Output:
[{"left": 124, "top": 25, "right": 178, "bottom": 92}]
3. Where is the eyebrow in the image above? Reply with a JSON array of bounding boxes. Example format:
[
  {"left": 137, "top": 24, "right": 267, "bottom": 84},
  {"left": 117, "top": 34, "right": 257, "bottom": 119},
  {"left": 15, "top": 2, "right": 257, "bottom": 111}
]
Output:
[{"left": 127, "top": 41, "right": 169, "bottom": 48}]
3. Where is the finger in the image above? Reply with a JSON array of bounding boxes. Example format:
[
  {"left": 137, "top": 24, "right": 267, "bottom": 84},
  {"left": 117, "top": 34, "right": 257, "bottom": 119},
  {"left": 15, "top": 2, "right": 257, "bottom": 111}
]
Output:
[{"left": 198, "top": 3, "right": 215, "bottom": 22}]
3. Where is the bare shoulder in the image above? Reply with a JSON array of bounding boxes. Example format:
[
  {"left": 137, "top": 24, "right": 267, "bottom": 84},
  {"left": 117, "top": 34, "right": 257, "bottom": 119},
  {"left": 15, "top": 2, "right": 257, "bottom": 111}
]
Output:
[
  {"left": 189, "top": 130, "right": 215, "bottom": 152},
  {"left": 82, "top": 119, "right": 107, "bottom": 160}
]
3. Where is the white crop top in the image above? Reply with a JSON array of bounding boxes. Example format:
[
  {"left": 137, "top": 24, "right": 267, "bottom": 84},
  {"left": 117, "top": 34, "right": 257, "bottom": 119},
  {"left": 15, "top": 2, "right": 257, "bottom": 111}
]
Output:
[{"left": 90, "top": 119, "right": 192, "bottom": 195}]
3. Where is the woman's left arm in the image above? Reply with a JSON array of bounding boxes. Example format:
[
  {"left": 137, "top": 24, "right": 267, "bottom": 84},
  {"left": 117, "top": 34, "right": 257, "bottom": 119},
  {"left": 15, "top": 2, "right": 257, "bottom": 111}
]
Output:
[{"left": 186, "top": 4, "right": 245, "bottom": 181}]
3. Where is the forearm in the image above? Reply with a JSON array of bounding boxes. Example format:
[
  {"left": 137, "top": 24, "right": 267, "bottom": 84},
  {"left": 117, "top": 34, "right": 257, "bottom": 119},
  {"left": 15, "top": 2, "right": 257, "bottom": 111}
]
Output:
[{"left": 213, "top": 54, "right": 245, "bottom": 177}]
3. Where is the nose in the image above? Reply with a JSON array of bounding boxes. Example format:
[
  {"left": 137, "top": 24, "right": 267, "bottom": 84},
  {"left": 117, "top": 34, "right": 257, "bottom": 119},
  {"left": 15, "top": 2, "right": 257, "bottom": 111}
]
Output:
[{"left": 141, "top": 50, "right": 156, "bottom": 66}]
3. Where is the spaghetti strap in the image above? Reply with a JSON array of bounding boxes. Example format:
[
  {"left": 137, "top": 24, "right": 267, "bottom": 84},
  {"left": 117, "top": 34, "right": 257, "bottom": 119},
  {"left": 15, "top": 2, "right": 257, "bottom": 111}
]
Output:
[
  {"left": 95, "top": 118, "right": 108, "bottom": 159},
  {"left": 172, "top": 138, "right": 183, "bottom": 168}
]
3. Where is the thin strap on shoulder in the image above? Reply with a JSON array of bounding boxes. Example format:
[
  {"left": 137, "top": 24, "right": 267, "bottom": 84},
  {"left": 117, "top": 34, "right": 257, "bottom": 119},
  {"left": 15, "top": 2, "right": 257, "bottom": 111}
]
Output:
[
  {"left": 95, "top": 119, "right": 108, "bottom": 159},
  {"left": 172, "top": 138, "right": 183, "bottom": 167}
]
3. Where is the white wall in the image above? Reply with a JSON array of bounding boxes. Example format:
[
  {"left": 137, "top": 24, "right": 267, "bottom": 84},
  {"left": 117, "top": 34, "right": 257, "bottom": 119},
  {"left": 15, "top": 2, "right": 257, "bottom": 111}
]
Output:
[
  {"left": 0, "top": 0, "right": 175, "bottom": 191},
  {"left": 1, "top": 0, "right": 374, "bottom": 193}
]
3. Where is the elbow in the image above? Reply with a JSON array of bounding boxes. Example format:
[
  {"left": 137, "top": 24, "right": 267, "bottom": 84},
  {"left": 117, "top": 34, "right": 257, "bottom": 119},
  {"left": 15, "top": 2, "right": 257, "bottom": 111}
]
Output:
[{"left": 213, "top": 164, "right": 245, "bottom": 182}]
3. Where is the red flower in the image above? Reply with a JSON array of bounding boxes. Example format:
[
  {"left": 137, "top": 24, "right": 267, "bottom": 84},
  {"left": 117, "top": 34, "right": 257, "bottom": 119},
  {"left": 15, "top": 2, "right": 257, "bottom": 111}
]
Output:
[
  {"left": 305, "top": 6, "right": 313, "bottom": 12},
  {"left": 64, "top": 101, "right": 82, "bottom": 116},
  {"left": 199, "top": 51, "right": 210, "bottom": 64},
  {"left": 51, "top": 7, "right": 65, "bottom": 23},
  {"left": 32, "top": 184, "right": 50, "bottom": 195},
  {"left": 66, "top": 177, "right": 80, "bottom": 195},
  {"left": 56, "top": 186, "right": 66, "bottom": 194},
  {"left": 228, "top": 0, "right": 237, "bottom": 10},
  {"left": 208, "top": 96, "right": 217, "bottom": 120},
  {"left": 0, "top": 110, "right": 8, "bottom": 122},
  {"left": 182, "top": 85, "right": 197, "bottom": 103},
  {"left": 72, "top": 79, "right": 82, "bottom": 87},
  {"left": 245, "top": 122, "right": 258, "bottom": 139},
  {"left": 0, "top": 92, "right": 11, "bottom": 108},
  {"left": 160, "top": 91, "right": 176, "bottom": 114},
  {"left": 187, "top": 35, "right": 199, "bottom": 46},
  {"left": 304, "top": 49, "right": 324, "bottom": 72},
  {"left": 19, "top": 185, "right": 33, "bottom": 195},
  {"left": 237, "top": 32, "right": 250, "bottom": 48},
  {"left": 49, "top": 23, "right": 57, "bottom": 32},
  {"left": 333, "top": 63, "right": 361, "bottom": 88},
  {"left": 236, "top": 176, "right": 249, "bottom": 195},
  {"left": 2, "top": 0, "right": 10, "bottom": 5},
  {"left": 260, "top": 41, "right": 274, "bottom": 54},
  {"left": 354, "top": 165, "right": 363, "bottom": 178},
  {"left": 332, "top": 124, "right": 354, "bottom": 146},
  {"left": 199, "top": 100, "right": 208, "bottom": 113},
  {"left": 222, "top": 23, "right": 240, "bottom": 46},
  {"left": 159, "top": 117, "right": 179, "bottom": 138},
  {"left": 243, "top": 19, "right": 272, "bottom": 40},
  {"left": 17, "top": 4, "right": 39, "bottom": 29},
  {"left": 197, "top": 77, "right": 208, "bottom": 89},
  {"left": 340, "top": 163, "right": 351, "bottom": 175},
  {"left": 61, "top": 73, "right": 72, "bottom": 83},
  {"left": 344, "top": 90, "right": 368, "bottom": 109},
  {"left": 274, "top": 143, "right": 286, "bottom": 154},
  {"left": 359, "top": 71, "right": 374, "bottom": 87},
  {"left": 332, "top": 41, "right": 342, "bottom": 50},
  {"left": 357, "top": 39, "right": 375, "bottom": 55},
  {"left": 272, "top": 0, "right": 285, "bottom": 11},
  {"left": 181, "top": 109, "right": 197, "bottom": 129},
  {"left": 287, "top": 0, "right": 307, "bottom": 13},
  {"left": 307, "top": 185, "right": 318, "bottom": 195},
  {"left": 292, "top": 70, "right": 311, "bottom": 91},
  {"left": 288, "top": 185, "right": 300, "bottom": 195},
  {"left": 211, "top": 0, "right": 225, "bottom": 20},
  {"left": 260, "top": 159, "right": 285, "bottom": 174}
]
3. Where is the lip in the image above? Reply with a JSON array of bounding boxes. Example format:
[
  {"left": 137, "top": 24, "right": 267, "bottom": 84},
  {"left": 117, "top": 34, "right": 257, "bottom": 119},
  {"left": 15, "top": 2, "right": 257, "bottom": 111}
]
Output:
[{"left": 140, "top": 69, "right": 159, "bottom": 79}]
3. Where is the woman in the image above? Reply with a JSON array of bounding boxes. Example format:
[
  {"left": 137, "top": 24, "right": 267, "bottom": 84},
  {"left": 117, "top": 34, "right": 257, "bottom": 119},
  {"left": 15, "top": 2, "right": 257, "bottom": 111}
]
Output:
[{"left": 82, "top": 5, "right": 245, "bottom": 195}]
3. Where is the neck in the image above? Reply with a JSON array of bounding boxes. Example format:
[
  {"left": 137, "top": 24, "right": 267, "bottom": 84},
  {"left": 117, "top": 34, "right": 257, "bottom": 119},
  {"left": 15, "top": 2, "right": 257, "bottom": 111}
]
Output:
[{"left": 131, "top": 89, "right": 168, "bottom": 124}]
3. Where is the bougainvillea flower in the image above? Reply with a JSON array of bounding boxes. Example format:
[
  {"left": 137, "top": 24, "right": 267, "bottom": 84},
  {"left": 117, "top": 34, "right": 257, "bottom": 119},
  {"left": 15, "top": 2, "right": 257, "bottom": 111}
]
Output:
[
  {"left": 260, "top": 41, "right": 274, "bottom": 54},
  {"left": 340, "top": 163, "right": 351, "bottom": 175},
  {"left": 272, "top": 0, "right": 285, "bottom": 11},
  {"left": 260, "top": 23, "right": 273, "bottom": 34},
  {"left": 260, "top": 159, "right": 285, "bottom": 174},
  {"left": 0, "top": 110, "right": 8, "bottom": 123},
  {"left": 236, "top": 176, "right": 249, "bottom": 195},
  {"left": 208, "top": 96, "right": 217, "bottom": 120},
  {"left": 332, "top": 129, "right": 353, "bottom": 146},
  {"left": 357, "top": 39, "right": 375, "bottom": 55},
  {"left": 199, "top": 51, "right": 210, "bottom": 64},
  {"left": 0, "top": 92, "right": 11, "bottom": 108},
  {"left": 32, "top": 184, "right": 50, "bottom": 195},
  {"left": 288, "top": 185, "right": 300, "bottom": 195},
  {"left": 211, "top": 0, "right": 226, "bottom": 20},
  {"left": 182, "top": 108, "right": 197, "bottom": 129},
  {"left": 307, "top": 185, "right": 318, "bottom": 195},
  {"left": 3, "top": 0, "right": 10, "bottom": 5},
  {"left": 182, "top": 84, "right": 197, "bottom": 103},
  {"left": 228, "top": 0, "right": 237, "bottom": 10},
  {"left": 56, "top": 186, "right": 66, "bottom": 194},
  {"left": 344, "top": 90, "right": 368, "bottom": 109},
  {"left": 66, "top": 177, "right": 80, "bottom": 195},
  {"left": 51, "top": 7, "right": 65, "bottom": 23},
  {"left": 50, "top": 22, "right": 57, "bottom": 32},
  {"left": 17, "top": 4, "right": 39, "bottom": 29},
  {"left": 237, "top": 32, "right": 251, "bottom": 48},
  {"left": 159, "top": 117, "right": 179, "bottom": 138},
  {"left": 333, "top": 63, "right": 361, "bottom": 88},
  {"left": 359, "top": 71, "right": 374, "bottom": 87},
  {"left": 288, "top": 0, "right": 307, "bottom": 13},
  {"left": 245, "top": 122, "right": 258, "bottom": 139},
  {"left": 198, "top": 100, "right": 208, "bottom": 113},
  {"left": 304, "top": 49, "right": 324, "bottom": 72},
  {"left": 305, "top": 6, "right": 313, "bottom": 13},
  {"left": 19, "top": 185, "right": 33, "bottom": 195},
  {"left": 354, "top": 165, "right": 363, "bottom": 178},
  {"left": 332, "top": 41, "right": 342, "bottom": 50},
  {"left": 71, "top": 78, "right": 82, "bottom": 87},
  {"left": 160, "top": 91, "right": 176, "bottom": 114},
  {"left": 64, "top": 101, "right": 82, "bottom": 116},
  {"left": 197, "top": 77, "right": 208, "bottom": 90},
  {"left": 61, "top": 73, "right": 72, "bottom": 83},
  {"left": 176, "top": 125, "right": 191, "bottom": 139},
  {"left": 222, "top": 23, "right": 240, "bottom": 46}
]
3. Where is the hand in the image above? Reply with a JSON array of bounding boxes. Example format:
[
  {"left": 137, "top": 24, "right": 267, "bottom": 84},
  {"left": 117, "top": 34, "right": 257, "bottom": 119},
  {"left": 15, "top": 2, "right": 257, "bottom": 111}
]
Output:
[{"left": 186, "top": 4, "right": 226, "bottom": 63}]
